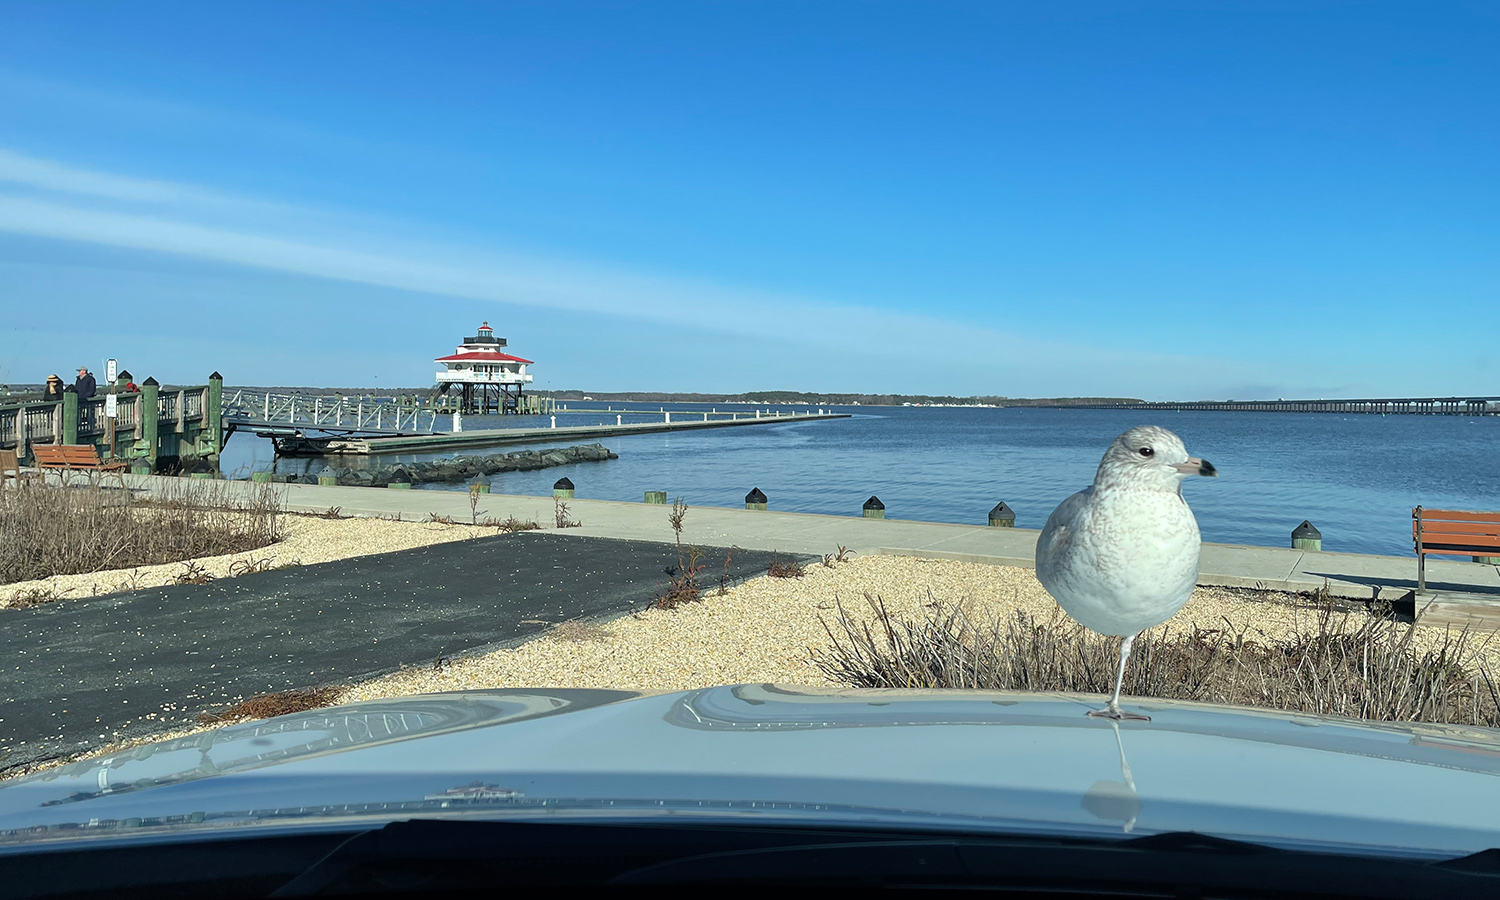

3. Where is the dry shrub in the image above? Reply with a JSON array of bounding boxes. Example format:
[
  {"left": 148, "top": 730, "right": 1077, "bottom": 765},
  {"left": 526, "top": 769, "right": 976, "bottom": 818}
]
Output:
[
  {"left": 554, "top": 498, "right": 581, "bottom": 528},
  {"left": 171, "top": 560, "right": 214, "bottom": 585},
  {"left": 812, "top": 595, "right": 1500, "bottom": 727},
  {"left": 490, "top": 516, "right": 542, "bottom": 533},
  {"left": 197, "top": 686, "right": 344, "bottom": 726},
  {"left": 823, "top": 545, "right": 854, "bottom": 568},
  {"left": 656, "top": 545, "right": 705, "bottom": 609},
  {"left": 6, "top": 587, "right": 63, "bottom": 609},
  {"left": 227, "top": 557, "right": 277, "bottom": 577},
  {"left": 768, "top": 554, "right": 806, "bottom": 579},
  {"left": 0, "top": 477, "right": 284, "bottom": 586}
]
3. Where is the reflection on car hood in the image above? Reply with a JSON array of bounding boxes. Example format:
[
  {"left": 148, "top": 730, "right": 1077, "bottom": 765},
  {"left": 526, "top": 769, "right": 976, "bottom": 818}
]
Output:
[{"left": 3, "top": 686, "right": 1500, "bottom": 858}]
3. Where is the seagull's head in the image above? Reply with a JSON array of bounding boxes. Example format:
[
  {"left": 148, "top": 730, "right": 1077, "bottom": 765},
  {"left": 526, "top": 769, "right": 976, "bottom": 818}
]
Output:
[{"left": 1096, "top": 425, "right": 1217, "bottom": 491}]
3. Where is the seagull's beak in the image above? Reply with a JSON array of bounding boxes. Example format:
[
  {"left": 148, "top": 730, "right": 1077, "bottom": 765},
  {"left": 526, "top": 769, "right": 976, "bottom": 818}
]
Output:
[{"left": 1173, "top": 457, "right": 1216, "bottom": 477}]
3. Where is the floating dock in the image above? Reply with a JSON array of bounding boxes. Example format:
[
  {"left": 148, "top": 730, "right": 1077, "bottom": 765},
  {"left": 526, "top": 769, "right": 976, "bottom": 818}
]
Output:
[{"left": 297, "top": 410, "right": 851, "bottom": 455}]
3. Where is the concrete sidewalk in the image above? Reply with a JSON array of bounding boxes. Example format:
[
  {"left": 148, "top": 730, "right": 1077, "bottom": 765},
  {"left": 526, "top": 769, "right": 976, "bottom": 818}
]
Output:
[{"left": 128, "top": 475, "right": 1500, "bottom": 603}]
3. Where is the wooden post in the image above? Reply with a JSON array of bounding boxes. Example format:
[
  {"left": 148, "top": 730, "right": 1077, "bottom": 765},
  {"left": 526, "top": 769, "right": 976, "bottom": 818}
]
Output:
[
  {"left": 140, "top": 377, "right": 160, "bottom": 466},
  {"left": 62, "top": 388, "right": 79, "bottom": 445},
  {"left": 206, "top": 372, "right": 223, "bottom": 457},
  {"left": 174, "top": 384, "right": 186, "bottom": 459},
  {"left": 17, "top": 402, "right": 29, "bottom": 461},
  {"left": 645, "top": 491, "right": 667, "bottom": 504},
  {"left": 863, "top": 495, "right": 885, "bottom": 519}
]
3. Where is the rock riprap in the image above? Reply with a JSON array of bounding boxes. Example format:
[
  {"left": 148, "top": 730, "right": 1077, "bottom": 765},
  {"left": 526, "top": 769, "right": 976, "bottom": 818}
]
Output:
[{"left": 278, "top": 443, "right": 618, "bottom": 486}]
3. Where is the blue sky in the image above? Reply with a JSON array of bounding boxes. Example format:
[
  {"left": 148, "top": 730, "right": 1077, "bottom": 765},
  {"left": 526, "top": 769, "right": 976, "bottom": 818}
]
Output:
[{"left": 0, "top": 1, "right": 1494, "bottom": 398}]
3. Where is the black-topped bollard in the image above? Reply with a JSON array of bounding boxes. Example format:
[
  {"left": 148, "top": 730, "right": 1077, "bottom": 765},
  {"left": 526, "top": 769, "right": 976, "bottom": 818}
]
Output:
[
  {"left": 745, "top": 487, "right": 768, "bottom": 510},
  {"left": 988, "top": 502, "right": 1016, "bottom": 527},
  {"left": 388, "top": 467, "right": 413, "bottom": 489},
  {"left": 1292, "top": 520, "right": 1322, "bottom": 551},
  {"left": 554, "top": 477, "right": 575, "bottom": 499},
  {"left": 863, "top": 495, "right": 885, "bottom": 519},
  {"left": 318, "top": 465, "right": 338, "bottom": 486}
]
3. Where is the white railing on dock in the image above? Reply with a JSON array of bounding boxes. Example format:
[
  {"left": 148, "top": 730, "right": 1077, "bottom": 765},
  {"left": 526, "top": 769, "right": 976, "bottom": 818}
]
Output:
[{"left": 224, "top": 390, "right": 440, "bottom": 434}]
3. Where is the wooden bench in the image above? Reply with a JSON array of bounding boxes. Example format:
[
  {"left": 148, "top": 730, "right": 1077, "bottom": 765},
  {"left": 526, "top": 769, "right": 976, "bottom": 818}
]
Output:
[
  {"left": 0, "top": 449, "right": 19, "bottom": 487},
  {"left": 31, "top": 444, "right": 128, "bottom": 477},
  {"left": 1413, "top": 506, "right": 1500, "bottom": 593}
]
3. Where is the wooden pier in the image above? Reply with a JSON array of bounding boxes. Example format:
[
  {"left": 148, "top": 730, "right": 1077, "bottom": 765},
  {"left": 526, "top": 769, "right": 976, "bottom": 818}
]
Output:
[
  {"left": 300, "top": 410, "right": 851, "bottom": 455},
  {"left": 0, "top": 373, "right": 222, "bottom": 467},
  {"left": 1049, "top": 396, "right": 1500, "bottom": 415}
]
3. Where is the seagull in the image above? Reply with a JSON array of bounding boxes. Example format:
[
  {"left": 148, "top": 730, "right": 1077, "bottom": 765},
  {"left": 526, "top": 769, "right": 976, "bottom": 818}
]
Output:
[{"left": 1035, "top": 425, "right": 1217, "bottom": 720}]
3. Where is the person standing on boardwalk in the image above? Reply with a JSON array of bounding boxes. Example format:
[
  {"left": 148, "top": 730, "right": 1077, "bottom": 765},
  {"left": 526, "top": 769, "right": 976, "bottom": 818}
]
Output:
[
  {"left": 42, "top": 374, "right": 64, "bottom": 402},
  {"left": 74, "top": 367, "right": 96, "bottom": 401}
]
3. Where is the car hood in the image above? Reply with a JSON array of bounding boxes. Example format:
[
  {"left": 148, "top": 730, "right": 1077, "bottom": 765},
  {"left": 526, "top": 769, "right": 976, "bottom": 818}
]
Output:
[{"left": 2, "top": 686, "right": 1500, "bottom": 858}]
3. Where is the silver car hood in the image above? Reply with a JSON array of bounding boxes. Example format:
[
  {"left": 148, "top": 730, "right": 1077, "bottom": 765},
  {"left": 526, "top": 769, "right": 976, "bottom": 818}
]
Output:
[{"left": 2, "top": 686, "right": 1499, "bottom": 858}]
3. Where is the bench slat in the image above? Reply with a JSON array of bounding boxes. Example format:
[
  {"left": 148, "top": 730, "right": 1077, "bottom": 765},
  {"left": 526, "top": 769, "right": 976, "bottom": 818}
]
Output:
[
  {"left": 1420, "top": 545, "right": 1500, "bottom": 557},
  {"left": 1415, "top": 509, "right": 1500, "bottom": 524},
  {"left": 1414, "top": 521, "right": 1500, "bottom": 537},
  {"left": 1417, "top": 534, "right": 1500, "bottom": 551}
]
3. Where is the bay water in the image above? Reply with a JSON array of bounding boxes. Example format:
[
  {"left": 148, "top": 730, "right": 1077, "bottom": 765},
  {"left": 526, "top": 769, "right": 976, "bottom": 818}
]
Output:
[{"left": 223, "top": 403, "right": 1500, "bottom": 557}]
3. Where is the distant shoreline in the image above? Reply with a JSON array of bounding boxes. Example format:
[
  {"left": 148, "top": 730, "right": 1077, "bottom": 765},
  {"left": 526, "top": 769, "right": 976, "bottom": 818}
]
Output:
[{"left": 164, "top": 385, "right": 1143, "bottom": 409}]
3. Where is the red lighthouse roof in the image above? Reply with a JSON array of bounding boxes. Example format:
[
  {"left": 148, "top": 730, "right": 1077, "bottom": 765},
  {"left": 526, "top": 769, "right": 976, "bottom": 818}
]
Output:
[{"left": 434, "top": 351, "right": 534, "bottom": 363}]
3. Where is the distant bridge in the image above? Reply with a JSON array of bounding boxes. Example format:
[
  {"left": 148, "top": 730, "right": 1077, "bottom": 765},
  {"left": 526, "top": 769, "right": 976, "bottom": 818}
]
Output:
[{"left": 1046, "top": 396, "right": 1500, "bottom": 415}]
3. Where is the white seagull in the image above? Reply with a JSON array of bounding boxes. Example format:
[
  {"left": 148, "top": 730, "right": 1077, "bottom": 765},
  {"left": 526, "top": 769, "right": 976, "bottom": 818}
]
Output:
[{"left": 1035, "top": 425, "right": 1217, "bottom": 720}]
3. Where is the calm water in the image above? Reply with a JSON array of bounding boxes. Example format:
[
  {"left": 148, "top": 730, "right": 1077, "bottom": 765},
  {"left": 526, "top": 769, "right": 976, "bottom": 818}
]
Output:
[{"left": 223, "top": 404, "right": 1500, "bottom": 557}]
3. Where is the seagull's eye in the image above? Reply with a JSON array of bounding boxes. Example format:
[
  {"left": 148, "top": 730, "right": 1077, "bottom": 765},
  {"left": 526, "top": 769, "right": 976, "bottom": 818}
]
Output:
[{"left": 1138, "top": 447, "right": 1154, "bottom": 457}]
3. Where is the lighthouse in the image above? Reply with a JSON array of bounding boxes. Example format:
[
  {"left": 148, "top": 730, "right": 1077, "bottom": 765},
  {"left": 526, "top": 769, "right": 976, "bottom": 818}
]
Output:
[{"left": 434, "top": 322, "right": 534, "bottom": 414}]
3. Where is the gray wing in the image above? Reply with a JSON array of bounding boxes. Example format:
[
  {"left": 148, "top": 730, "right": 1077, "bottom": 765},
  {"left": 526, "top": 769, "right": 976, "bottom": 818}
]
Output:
[{"left": 1035, "top": 486, "right": 1092, "bottom": 581}]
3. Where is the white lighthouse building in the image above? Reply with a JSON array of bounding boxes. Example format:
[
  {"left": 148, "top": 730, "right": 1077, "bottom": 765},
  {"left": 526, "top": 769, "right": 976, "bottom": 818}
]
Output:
[{"left": 434, "top": 322, "right": 534, "bottom": 414}]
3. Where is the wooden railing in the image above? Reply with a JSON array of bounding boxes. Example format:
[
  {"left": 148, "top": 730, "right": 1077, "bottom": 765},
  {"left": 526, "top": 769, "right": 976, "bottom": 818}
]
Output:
[{"left": 0, "top": 374, "right": 224, "bottom": 466}]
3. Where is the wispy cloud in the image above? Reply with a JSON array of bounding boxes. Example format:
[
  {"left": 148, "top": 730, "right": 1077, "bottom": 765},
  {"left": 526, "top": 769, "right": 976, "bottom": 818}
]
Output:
[{"left": 0, "top": 149, "right": 1254, "bottom": 394}]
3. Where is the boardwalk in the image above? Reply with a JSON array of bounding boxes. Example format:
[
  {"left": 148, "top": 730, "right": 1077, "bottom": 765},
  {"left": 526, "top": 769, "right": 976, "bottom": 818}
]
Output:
[{"left": 300, "top": 410, "right": 851, "bottom": 455}]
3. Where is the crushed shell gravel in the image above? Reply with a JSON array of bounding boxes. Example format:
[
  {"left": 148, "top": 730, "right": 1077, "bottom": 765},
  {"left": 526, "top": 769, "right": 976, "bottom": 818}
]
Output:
[{"left": 0, "top": 515, "right": 482, "bottom": 608}]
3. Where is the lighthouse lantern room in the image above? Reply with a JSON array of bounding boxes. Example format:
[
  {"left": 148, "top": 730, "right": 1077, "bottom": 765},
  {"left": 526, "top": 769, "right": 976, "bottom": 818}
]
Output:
[{"left": 434, "top": 322, "right": 535, "bottom": 414}]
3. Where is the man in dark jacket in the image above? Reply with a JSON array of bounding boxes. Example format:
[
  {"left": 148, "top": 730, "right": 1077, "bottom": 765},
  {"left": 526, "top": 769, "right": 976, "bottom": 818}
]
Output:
[{"left": 74, "top": 367, "right": 96, "bottom": 401}]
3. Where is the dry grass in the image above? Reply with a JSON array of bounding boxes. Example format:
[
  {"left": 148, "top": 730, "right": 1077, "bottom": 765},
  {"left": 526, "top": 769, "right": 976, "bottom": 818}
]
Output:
[
  {"left": 2, "top": 513, "right": 485, "bottom": 608},
  {"left": 5, "top": 587, "right": 62, "bottom": 609},
  {"left": 0, "top": 476, "right": 284, "bottom": 586},
  {"left": 196, "top": 686, "right": 346, "bottom": 726},
  {"left": 553, "top": 497, "right": 581, "bottom": 528},
  {"left": 768, "top": 554, "right": 807, "bottom": 579},
  {"left": 813, "top": 594, "right": 1500, "bottom": 727},
  {"left": 490, "top": 515, "right": 542, "bottom": 533}
]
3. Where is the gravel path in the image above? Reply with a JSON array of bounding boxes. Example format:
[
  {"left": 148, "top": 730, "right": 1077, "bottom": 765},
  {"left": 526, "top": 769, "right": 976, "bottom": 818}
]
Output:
[{"left": 346, "top": 553, "right": 1497, "bottom": 701}]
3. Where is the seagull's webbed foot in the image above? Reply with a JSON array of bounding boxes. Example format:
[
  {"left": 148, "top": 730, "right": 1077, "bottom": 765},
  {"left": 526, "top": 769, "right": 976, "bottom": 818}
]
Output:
[{"left": 1087, "top": 704, "right": 1151, "bottom": 722}]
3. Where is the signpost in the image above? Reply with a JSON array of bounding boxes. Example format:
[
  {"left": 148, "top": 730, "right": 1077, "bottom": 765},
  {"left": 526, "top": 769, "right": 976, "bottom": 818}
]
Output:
[
  {"left": 104, "top": 391, "right": 117, "bottom": 459},
  {"left": 106, "top": 358, "right": 117, "bottom": 384}
]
